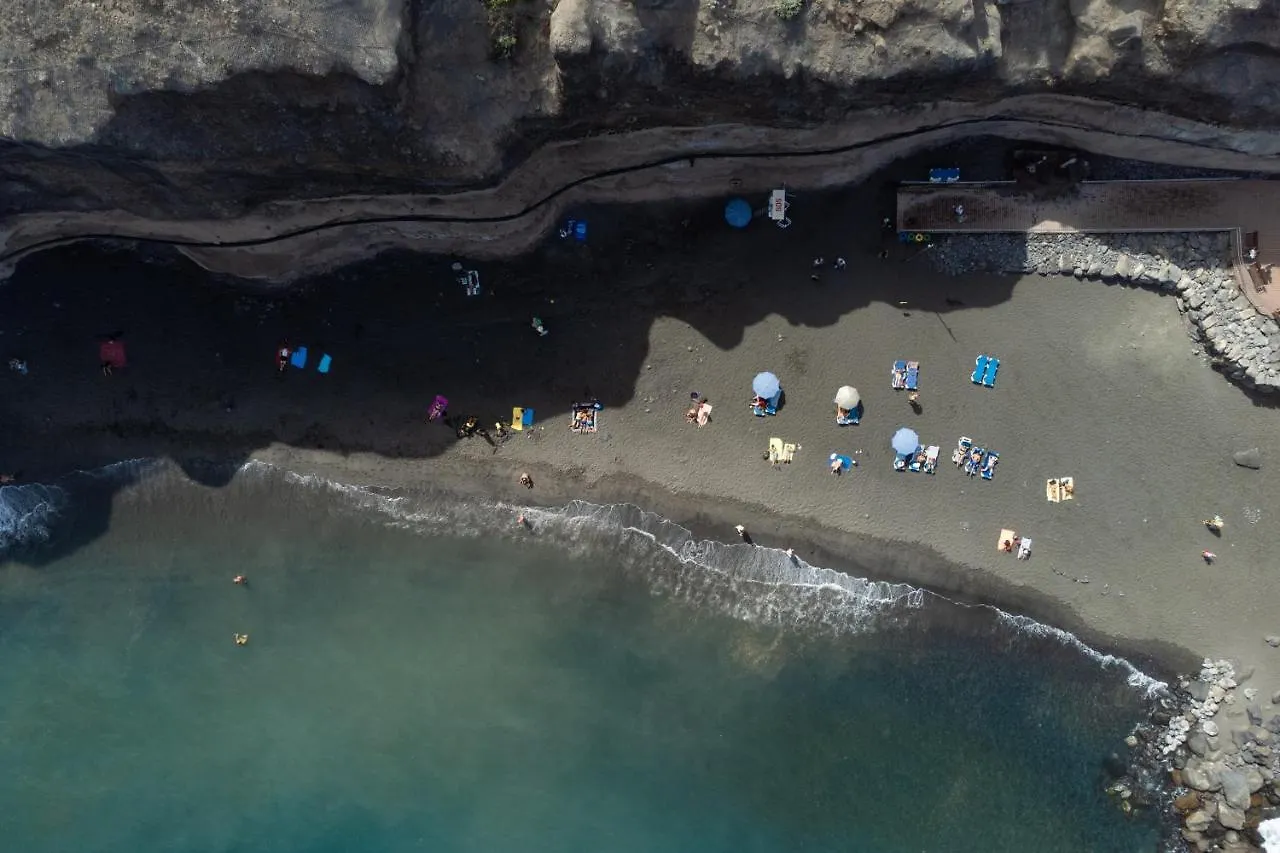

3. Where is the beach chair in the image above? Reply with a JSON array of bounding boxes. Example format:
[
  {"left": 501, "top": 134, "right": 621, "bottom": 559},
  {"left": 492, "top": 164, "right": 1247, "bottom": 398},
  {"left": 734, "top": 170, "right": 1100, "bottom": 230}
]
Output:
[
  {"left": 909, "top": 447, "right": 930, "bottom": 473},
  {"left": 317, "top": 354, "right": 332, "bottom": 374},
  {"left": 905, "top": 361, "right": 920, "bottom": 391},
  {"left": 965, "top": 446, "right": 986, "bottom": 477},
  {"left": 971, "top": 355, "right": 988, "bottom": 385},
  {"left": 891, "top": 360, "right": 908, "bottom": 390},
  {"left": 893, "top": 452, "right": 910, "bottom": 472},
  {"left": 982, "top": 356, "right": 1000, "bottom": 388},
  {"left": 1016, "top": 537, "right": 1032, "bottom": 560},
  {"left": 981, "top": 450, "right": 999, "bottom": 480},
  {"left": 951, "top": 436, "right": 972, "bottom": 467},
  {"left": 835, "top": 404, "right": 860, "bottom": 426},
  {"left": 923, "top": 445, "right": 939, "bottom": 474}
]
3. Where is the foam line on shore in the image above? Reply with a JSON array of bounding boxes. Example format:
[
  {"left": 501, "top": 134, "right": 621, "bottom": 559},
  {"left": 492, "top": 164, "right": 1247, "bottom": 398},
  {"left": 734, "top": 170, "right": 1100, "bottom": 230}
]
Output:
[{"left": 258, "top": 460, "right": 1168, "bottom": 698}]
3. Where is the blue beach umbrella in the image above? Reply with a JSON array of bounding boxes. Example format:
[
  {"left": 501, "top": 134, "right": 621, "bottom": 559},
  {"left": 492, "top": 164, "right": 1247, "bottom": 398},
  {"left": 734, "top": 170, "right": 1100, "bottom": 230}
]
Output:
[
  {"left": 752, "top": 371, "right": 781, "bottom": 400},
  {"left": 891, "top": 427, "right": 919, "bottom": 456},
  {"left": 724, "top": 198, "right": 752, "bottom": 228}
]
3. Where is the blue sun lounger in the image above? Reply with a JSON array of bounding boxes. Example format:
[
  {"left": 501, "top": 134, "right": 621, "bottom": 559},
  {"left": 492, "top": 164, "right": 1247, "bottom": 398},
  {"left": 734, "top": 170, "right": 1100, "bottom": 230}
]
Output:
[
  {"left": 982, "top": 356, "right": 999, "bottom": 388},
  {"left": 971, "top": 355, "right": 988, "bottom": 385},
  {"left": 964, "top": 446, "right": 986, "bottom": 477},
  {"left": 905, "top": 361, "right": 920, "bottom": 391},
  {"left": 981, "top": 450, "right": 999, "bottom": 480},
  {"left": 290, "top": 346, "right": 308, "bottom": 369},
  {"left": 891, "top": 360, "right": 908, "bottom": 390}
]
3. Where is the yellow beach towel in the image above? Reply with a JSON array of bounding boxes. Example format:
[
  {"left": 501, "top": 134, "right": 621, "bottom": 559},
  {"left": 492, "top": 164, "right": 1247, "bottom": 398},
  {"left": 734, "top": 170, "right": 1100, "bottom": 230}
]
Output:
[
  {"left": 997, "top": 529, "right": 1017, "bottom": 553},
  {"left": 768, "top": 437, "right": 784, "bottom": 463}
]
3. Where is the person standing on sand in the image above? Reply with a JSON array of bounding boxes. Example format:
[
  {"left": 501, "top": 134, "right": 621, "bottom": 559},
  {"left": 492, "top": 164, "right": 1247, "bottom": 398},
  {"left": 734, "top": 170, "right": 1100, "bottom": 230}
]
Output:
[
  {"left": 735, "top": 525, "right": 754, "bottom": 545},
  {"left": 908, "top": 391, "right": 921, "bottom": 414},
  {"left": 520, "top": 473, "right": 533, "bottom": 489}
]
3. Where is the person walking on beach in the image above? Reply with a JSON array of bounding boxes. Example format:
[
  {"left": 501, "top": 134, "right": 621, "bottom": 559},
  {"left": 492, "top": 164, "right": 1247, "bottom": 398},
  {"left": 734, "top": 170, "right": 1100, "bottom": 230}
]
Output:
[
  {"left": 519, "top": 472, "right": 533, "bottom": 489},
  {"left": 1202, "top": 550, "right": 1217, "bottom": 564},
  {"left": 735, "top": 524, "right": 754, "bottom": 545},
  {"left": 908, "top": 391, "right": 921, "bottom": 414},
  {"left": 233, "top": 575, "right": 248, "bottom": 586}
]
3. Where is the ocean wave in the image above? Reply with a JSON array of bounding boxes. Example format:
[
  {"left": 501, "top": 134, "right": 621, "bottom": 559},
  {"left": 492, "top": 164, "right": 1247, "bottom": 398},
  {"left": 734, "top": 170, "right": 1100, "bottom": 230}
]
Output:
[
  {"left": 4, "top": 457, "right": 1168, "bottom": 698},
  {"left": 242, "top": 460, "right": 1167, "bottom": 696},
  {"left": 0, "top": 481, "right": 68, "bottom": 553}
]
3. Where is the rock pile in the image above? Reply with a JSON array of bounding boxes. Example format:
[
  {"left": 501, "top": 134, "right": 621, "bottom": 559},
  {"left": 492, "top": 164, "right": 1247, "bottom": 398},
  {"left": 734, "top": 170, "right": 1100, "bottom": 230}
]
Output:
[
  {"left": 1160, "top": 660, "right": 1280, "bottom": 852},
  {"left": 927, "top": 231, "right": 1280, "bottom": 395}
]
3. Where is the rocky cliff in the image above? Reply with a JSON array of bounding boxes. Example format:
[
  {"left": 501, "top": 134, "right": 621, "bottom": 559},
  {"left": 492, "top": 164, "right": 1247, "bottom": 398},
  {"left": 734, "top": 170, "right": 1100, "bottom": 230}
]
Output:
[{"left": 1, "top": 0, "right": 1278, "bottom": 249}]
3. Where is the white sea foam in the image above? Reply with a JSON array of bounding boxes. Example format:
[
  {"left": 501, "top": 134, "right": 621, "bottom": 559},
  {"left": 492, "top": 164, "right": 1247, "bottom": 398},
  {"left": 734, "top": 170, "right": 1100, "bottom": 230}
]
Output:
[
  {"left": 0, "top": 481, "right": 67, "bottom": 553},
  {"left": 234, "top": 460, "right": 1168, "bottom": 696}
]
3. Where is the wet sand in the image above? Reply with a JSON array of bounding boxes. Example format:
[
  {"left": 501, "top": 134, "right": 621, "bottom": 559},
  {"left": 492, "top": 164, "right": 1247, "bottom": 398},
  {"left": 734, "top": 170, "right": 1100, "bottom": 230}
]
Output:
[{"left": 1, "top": 188, "right": 1276, "bottom": 699}]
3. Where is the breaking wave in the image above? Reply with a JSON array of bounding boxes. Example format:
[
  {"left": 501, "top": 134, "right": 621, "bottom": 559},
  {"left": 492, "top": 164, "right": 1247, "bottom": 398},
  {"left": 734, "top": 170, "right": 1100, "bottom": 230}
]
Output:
[{"left": 3, "top": 458, "right": 1167, "bottom": 699}]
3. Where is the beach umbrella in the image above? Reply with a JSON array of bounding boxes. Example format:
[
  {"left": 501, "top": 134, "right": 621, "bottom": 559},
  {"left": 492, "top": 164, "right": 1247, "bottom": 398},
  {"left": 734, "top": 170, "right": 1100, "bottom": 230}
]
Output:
[
  {"left": 724, "top": 198, "right": 752, "bottom": 228},
  {"left": 834, "top": 385, "right": 860, "bottom": 410},
  {"left": 891, "top": 427, "right": 919, "bottom": 456},
  {"left": 752, "top": 371, "right": 781, "bottom": 400}
]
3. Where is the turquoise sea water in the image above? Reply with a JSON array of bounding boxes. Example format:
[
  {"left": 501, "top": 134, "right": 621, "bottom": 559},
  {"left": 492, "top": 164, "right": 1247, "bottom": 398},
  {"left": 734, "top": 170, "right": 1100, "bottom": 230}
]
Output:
[{"left": 0, "top": 462, "right": 1163, "bottom": 852}]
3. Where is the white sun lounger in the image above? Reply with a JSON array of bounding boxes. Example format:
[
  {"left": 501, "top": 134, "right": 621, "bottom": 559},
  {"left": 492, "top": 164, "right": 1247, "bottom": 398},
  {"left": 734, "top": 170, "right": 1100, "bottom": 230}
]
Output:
[{"left": 1016, "top": 538, "right": 1032, "bottom": 560}]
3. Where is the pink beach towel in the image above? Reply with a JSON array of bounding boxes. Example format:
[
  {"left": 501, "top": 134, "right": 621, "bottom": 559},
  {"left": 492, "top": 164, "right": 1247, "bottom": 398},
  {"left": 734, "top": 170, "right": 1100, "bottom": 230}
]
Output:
[{"left": 427, "top": 395, "right": 449, "bottom": 421}]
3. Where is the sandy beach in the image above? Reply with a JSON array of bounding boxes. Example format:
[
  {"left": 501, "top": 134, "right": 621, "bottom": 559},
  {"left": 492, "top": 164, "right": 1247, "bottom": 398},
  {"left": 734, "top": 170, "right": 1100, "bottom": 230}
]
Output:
[{"left": 2, "top": 185, "right": 1276, "bottom": 702}]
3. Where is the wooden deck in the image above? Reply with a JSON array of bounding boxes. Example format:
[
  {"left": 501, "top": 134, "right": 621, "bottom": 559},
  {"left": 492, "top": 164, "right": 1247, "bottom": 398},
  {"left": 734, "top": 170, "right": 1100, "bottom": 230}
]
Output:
[{"left": 896, "top": 180, "right": 1280, "bottom": 316}]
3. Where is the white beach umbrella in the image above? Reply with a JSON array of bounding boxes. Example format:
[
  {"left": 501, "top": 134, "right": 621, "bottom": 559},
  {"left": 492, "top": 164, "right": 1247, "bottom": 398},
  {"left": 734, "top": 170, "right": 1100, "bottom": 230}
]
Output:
[{"left": 834, "top": 386, "right": 860, "bottom": 410}]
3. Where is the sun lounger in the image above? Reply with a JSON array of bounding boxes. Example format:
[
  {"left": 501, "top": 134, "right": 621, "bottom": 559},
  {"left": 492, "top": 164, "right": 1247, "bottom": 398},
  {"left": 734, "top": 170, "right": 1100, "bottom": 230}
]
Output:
[
  {"left": 893, "top": 453, "right": 910, "bottom": 472},
  {"left": 997, "top": 529, "right": 1017, "bottom": 553},
  {"left": 909, "top": 447, "right": 930, "bottom": 473},
  {"left": 982, "top": 356, "right": 1000, "bottom": 388},
  {"left": 965, "top": 446, "right": 986, "bottom": 477},
  {"left": 923, "top": 445, "right": 939, "bottom": 474},
  {"left": 980, "top": 450, "right": 999, "bottom": 480},
  {"left": 570, "top": 402, "right": 601, "bottom": 434},
  {"left": 290, "top": 346, "right": 308, "bottom": 369},
  {"left": 696, "top": 402, "right": 712, "bottom": 427},
  {"left": 905, "top": 361, "right": 920, "bottom": 391},
  {"left": 511, "top": 407, "right": 535, "bottom": 431},
  {"left": 317, "top": 354, "right": 332, "bottom": 374},
  {"left": 836, "top": 405, "right": 860, "bottom": 426},
  {"left": 951, "top": 436, "right": 972, "bottom": 467},
  {"left": 971, "top": 355, "right": 988, "bottom": 385},
  {"left": 891, "top": 360, "right": 908, "bottom": 390},
  {"left": 1016, "top": 537, "right": 1032, "bottom": 560}
]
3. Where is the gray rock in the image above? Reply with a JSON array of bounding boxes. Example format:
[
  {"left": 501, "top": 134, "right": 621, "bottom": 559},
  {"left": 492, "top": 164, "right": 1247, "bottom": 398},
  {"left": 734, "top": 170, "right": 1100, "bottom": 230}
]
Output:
[
  {"left": 1183, "top": 757, "right": 1223, "bottom": 792},
  {"left": 1234, "top": 448, "right": 1262, "bottom": 469},
  {"left": 1189, "top": 681, "right": 1211, "bottom": 702},
  {"left": 1218, "top": 803, "right": 1247, "bottom": 831},
  {"left": 1268, "top": 715, "right": 1280, "bottom": 735},
  {"left": 1272, "top": 690, "right": 1280, "bottom": 704},
  {"left": 1220, "top": 768, "right": 1251, "bottom": 810},
  {"left": 1249, "top": 705, "right": 1264, "bottom": 725},
  {"left": 1267, "top": 636, "right": 1280, "bottom": 648},
  {"left": 1185, "top": 808, "right": 1215, "bottom": 833},
  {"left": 1188, "top": 731, "right": 1210, "bottom": 757},
  {"left": 1233, "top": 729, "right": 1255, "bottom": 748},
  {"left": 1113, "top": 255, "right": 1134, "bottom": 279},
  {"left": 1243, "top": 765, "right": 1265, "bottom": 793},
  {"left": 1177, "top": 276, "right": 1195, "bottom": 293}
]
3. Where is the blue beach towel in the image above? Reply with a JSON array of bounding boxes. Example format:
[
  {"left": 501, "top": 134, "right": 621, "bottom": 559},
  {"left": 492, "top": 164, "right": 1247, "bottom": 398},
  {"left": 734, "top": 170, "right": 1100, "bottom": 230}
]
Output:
[
  {"left": 290, "top": 346, "right": 309, "bottom": 369},
  {"left": 317, "top": 354, "right": 332, "bottom": 374},
  {"left": 971, "top": 355, "right": 988, "bottom": 385}
]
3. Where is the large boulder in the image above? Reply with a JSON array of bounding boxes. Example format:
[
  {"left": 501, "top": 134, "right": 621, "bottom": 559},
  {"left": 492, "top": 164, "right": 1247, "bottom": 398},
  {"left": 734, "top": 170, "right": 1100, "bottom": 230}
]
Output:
[
  {"left": 1184, "top": 757, "right": 1224, "bottom": 792},
  {"left": 1220, "top": 768, "right": 1252, "bottom": 811}
]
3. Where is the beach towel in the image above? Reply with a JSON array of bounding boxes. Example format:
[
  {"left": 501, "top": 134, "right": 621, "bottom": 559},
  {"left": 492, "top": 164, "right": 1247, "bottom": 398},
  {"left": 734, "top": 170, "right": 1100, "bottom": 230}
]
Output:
[
  {"left": 1046, "top": 479, "right": 1061, "bottom": 503},
  {"left": 511, "top": 407, "right": 535, "bottom": 431},
  {"left": 99, "top": 340, "right": 127, "bottom": 369},
  {"left": 317, "top": 354, "right": 332, "bottom": 374},
  {"left": 997, "top": 529, "right": 1017, "bottom": 553},
  {"left": 768, "top": 437, "right": 784, "bottom": 464},
  {"left": 290, "top": 346, "right": 308, "bottom": 369},
  {"left": 696, "top": 402, "right": 712, "bottom": 427},
  {"left": 428, "top": 395, "right": 449, "bottom": 421},
  {"left": 1060, "top": 477, "right": 1074, "bottom": 501},
  {"left": 781, "top": 442, "right": 797, "bottom": 464}
]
